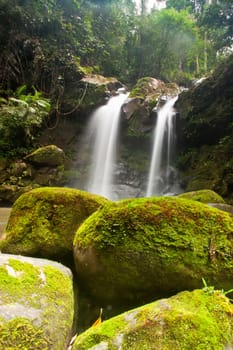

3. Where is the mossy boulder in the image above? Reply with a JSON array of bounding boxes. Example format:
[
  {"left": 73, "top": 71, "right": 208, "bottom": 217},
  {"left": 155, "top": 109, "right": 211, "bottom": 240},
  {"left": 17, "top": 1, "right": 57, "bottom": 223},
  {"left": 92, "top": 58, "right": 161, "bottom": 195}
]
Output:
[
  {"left": 0, "top": 187, "right": 109, "bottom": 263},
  {"left": 122, "top": 77, "right": 179, "bottom": 136},
  {"left": 79, "top": 74, "right": 125, "bottom": 114},
  {"left": 0, "top": 254, "right": 74, "bottom": 350},
  {"left": 73, "top": 196, "right": 233, "bottom": 306},
  {"left": 178, "top": 189, "right": 225, "bottom": 204},
  {"left": 25, "top": 144, "right": 65, "bottom": 166},
  {"left": 73, "top": 289, "right": 233, "bottom": 350}
]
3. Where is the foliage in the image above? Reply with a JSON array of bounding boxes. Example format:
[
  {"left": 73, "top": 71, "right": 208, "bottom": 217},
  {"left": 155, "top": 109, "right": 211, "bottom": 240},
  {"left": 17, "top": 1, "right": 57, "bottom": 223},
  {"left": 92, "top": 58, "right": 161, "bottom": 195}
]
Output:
[
  {"left": 0, "top": 0, "right": 232, "bottom": 158},
  {"left": 0, "top": 85, "right": 50, "bottom": 156},
  {"left": 131, "top": 8, "right": 204, "bottom": 82}
]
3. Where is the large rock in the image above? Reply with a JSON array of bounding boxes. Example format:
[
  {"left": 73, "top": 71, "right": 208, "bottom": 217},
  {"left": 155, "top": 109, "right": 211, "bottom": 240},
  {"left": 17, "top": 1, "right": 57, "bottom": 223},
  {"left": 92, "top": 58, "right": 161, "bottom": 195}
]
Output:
[
  {"left": 25, "top": 144, "right": 65, "bottom": 166},
  {"left": 121, "top": 77, "right": 179, "bottom": 136},
  {"left": 0, "top": 254, "right": 74, "bottom": 350},
  {"left": 0, "top": 187, "right": 109, "bottom": 263},
  {"left": 177, "top": 189, "right": 225, "bottom": 204},
  {"left": 73, "top": 289, "right": 233, "bottom": 350},
  {"left": 73, "top": 196, "right": 233, "bottom": 306}
]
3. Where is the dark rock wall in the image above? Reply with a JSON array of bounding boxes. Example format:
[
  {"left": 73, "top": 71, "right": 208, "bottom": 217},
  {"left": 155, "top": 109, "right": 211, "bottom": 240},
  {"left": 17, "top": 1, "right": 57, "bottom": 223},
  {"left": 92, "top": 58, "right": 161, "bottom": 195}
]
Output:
[{"left": 175, "top": 54, "right": 233, "bottom": 202}]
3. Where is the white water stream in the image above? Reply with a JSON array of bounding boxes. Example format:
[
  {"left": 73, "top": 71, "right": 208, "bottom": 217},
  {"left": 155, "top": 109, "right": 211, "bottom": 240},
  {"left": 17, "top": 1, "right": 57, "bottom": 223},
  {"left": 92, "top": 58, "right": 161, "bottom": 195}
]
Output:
[
  {"left": 87, "top": 92, "right": 129, "bottom": 199},
  {"left": 146, "top": 96, "right": 178, "bottom": 197}
]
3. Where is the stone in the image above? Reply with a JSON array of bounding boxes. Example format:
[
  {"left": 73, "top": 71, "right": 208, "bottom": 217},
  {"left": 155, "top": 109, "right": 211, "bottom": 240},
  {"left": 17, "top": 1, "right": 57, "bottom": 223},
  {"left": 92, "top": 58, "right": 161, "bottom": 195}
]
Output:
[
  {"left": 73, "top": 196, "right": 233, "bottom": 306},
  {"left": 177, "top": 189, "right": 225, "bottom": 204},
  {"left": 25, "top": 144, "right": 65, "bottom": 166},
  {"left": 0, "top": 187, "right": 109, "bottom": 264},
  {"left": 0, "top": 254, "right": 74, "bottom": 350},
  {"left": 73, "top": 289, "right": 233, "bottom": 350}
]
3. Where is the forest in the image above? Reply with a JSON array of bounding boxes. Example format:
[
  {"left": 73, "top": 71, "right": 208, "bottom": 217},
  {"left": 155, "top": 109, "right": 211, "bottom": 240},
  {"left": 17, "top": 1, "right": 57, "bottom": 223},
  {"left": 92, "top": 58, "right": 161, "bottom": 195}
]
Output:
[{"left": 0, "top": 0, "right": 232, "bottom": 160}]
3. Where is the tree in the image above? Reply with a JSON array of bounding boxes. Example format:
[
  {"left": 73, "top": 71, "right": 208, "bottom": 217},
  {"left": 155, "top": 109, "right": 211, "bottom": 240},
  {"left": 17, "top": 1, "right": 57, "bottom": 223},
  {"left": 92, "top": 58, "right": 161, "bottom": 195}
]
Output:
[{"left": 131, "top": 8, "right": 204, "bottom": 82}]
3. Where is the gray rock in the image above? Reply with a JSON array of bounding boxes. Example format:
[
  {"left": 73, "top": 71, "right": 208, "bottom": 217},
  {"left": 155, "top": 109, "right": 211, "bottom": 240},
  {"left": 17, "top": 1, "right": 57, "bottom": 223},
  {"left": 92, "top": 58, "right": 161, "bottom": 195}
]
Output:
[{"left": 0, "top": 253, "right": 74, "bottom": 350}]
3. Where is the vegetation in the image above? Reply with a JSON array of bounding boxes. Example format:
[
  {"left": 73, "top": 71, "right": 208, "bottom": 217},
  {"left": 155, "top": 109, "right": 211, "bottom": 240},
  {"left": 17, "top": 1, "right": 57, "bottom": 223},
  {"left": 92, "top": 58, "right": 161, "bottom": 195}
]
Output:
[
  {"left": 0, "top": 85, "right": 50, "bottom": 157},
  {"left": 0, "top": 0, "right": 232, "bottom": 157}
]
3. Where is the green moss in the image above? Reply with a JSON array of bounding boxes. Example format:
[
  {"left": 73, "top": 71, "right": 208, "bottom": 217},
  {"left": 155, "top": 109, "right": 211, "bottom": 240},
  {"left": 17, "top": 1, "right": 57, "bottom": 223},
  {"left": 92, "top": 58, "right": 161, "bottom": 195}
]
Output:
[
  {"left": 0, "top": 186, "right": 109, "bottom": 262},
  {"left": 73, "top": 289, "right": 233, "bottom": 350},
  {"left": 178, "top": 189, "right": 225, "bottom": 203},
  {"left": 0, "top": 317, "right": 50, "bottom": 349},
  {"left": 129, "top": 77, "right": 157, "bottom": 99},
  {"left": 73, "top": 196, "right": 233, "bottom": 305}
]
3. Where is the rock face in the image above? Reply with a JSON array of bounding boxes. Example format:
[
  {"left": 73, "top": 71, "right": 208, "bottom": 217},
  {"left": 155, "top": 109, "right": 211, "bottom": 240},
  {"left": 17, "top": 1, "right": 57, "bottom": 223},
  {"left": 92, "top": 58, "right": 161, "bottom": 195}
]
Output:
[
  {"left": 176, "top": 54, "right": 233, "bottom": 203},
  {"left": 73, "top": 289, "right": 233, "bottom": 350},
  {"left": 0, "top": 187, "right": 109, "bottom": 264},
  {"left": 73, "top": 196, "right": 233, "bottom": 307},
  {"left": 0, "top": 254, "right": 74, "bottom": 350},
  {"left": 0, "top": 145, "right": 67, "bottom": 205}
]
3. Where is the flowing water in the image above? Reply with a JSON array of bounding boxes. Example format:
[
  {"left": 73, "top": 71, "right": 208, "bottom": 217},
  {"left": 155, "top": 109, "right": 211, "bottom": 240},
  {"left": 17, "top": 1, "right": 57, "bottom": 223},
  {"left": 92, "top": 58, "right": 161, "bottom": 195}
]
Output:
[
  {"left": 86, "top": 92, "right": 129, "bottom": 199},
  {"left": 146, "top": 96, "right": 178, "bottom": 197}
]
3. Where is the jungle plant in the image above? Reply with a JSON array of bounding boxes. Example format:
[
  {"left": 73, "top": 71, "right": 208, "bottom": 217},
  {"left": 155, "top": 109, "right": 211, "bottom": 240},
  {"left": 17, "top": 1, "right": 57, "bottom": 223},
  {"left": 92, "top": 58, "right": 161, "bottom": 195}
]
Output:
[{"left": 0, "top": 85, "right": 51, "bottom": 156}]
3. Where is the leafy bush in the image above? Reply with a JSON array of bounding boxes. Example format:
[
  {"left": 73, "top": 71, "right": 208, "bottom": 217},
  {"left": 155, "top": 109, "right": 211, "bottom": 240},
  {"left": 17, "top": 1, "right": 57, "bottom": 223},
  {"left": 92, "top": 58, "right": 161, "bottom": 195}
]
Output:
[{"left": 0, "top": 85, "right": 50, "bottom": 157}]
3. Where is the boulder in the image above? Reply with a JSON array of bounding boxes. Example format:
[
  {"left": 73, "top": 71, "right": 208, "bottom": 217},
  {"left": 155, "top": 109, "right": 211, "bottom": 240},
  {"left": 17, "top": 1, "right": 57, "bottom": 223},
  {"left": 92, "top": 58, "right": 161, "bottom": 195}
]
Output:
[
  {"left": 0, "top": 187, "right": 109, "bottom": 264},
  {"left": 73, "top": 196, "right": 233, "bottom": 306},
  {"left": 81, "top": 74, "right": 124, "bottom": 92},
  {"left": 0, "top": 254, "right": 74, "bottom": 350},
  {"left": 207, "top": 203, "right": 233, "bottom": 216},
  {"left": 73, "top": 289, "right": 233, "bottom": 350},
  {"left": 177, "top": 189, "right": 225, "bottom": 204},
  {"left": 121, "top": 77, "right": 179, "bottom": 136},
  {"left": 25, "top": 144, "right": 65, "bottom": 166}
]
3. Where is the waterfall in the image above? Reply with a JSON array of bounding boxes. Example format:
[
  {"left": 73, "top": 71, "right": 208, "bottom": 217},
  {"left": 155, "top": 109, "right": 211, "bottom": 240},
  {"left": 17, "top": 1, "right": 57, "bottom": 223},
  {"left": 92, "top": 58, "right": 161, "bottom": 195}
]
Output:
[
  {"left": 86, "top": 92, "right": 129, "bottom": 199},
  {"left": 146, "top": 96, "right": 178, "bottom": 197}
]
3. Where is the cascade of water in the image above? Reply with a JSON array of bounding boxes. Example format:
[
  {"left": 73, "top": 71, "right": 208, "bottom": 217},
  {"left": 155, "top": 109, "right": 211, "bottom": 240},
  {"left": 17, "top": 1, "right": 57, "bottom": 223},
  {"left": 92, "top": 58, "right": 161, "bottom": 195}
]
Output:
[
  {"left": 86, "top": 92, "right": 129, "bottom": 199},
  {"left": 146, "top": 96, "right": 178, "bottom": 197}
]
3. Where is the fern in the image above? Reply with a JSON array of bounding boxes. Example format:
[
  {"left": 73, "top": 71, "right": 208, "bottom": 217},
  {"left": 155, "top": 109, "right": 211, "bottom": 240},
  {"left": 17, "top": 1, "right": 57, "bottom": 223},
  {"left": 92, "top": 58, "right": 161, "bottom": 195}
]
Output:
[{"left": 0, "top": 86, "right": 51, "bottom": 156}]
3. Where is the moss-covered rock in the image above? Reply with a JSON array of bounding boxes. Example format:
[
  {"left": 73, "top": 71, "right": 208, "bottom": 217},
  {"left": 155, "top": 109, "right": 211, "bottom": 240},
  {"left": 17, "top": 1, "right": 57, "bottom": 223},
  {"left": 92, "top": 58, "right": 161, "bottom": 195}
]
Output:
[
  {"left": 129, "top": 77, "right": 178, "bottom": 101},
  {"left": 73, "top": 196, "right": 233, "bottom": 306},
  {"left": 25, "top": 144, "right": 65, "bottom": 166},
  {"left": 0, "top": 187, "right": 109, "bottom": 263},
  {"left": 177, "top": 189, "right": 225, "bottom": 204},
  {"left": 122, "top": 77, "right": 179, "bottom": 137},
  {"left": 0, "top": 254, "right": 74, "bottom": 350},
  {"left": 73, "top": 289, "right": 233, "bottom": 350},
  {"left": 79, "top": 74, "right": 125, "bottom": 114}
]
